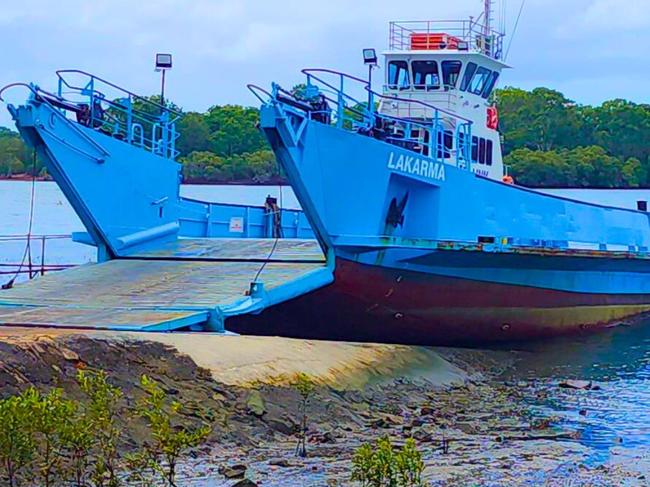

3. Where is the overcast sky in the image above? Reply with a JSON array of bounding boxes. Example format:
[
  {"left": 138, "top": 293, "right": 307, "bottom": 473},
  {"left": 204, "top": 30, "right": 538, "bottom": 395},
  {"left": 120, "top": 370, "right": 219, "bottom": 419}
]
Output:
[{"left": 0, "top": 0, "right": 648, "bottom": 128}]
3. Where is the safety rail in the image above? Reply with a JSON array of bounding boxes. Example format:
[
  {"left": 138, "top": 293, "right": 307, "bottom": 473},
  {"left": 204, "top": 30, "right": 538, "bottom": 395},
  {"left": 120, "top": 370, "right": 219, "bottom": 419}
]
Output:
[
  {"left": 0, "top": 234, "right": 77, "bottom": 281},
  {"left": 389, "top": 20, "right": 504, "bottom": 60},
  {"left": 55, "top": 70, "right": 181, "bottom": 160},
  {"left": 288, "top": 68, "right": 473, "bottom": 170},
  {"left": 1, "top": 82, "right": 112, "bottom": 162}
]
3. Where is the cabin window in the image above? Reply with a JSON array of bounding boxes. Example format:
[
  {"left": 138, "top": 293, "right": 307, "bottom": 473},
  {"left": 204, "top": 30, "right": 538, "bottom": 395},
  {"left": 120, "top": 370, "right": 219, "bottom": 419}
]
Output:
[
  {"left": 442, "top": 61, "right": 462, "bottom": 88},
  {"left": 470, "top": 136, "right": 494, "bottom": 165},
  {"left": 482, "top": 72, "right": 500, "bottom": 99},
  {"left": 412, "top": 61, "right": 440, "bottom": 90},
  {"left": 486, "top": 139, "right": 493, "bottom": 165},
  {"left": 469, "top": 67, "right": 492, "bottom": 95},
  {"left": 388, "top": 60, "right": 410, "bottom": 90},
  {"left": 460, "top": 62, "right": 478, "bottom": 92},
  {"left": 471, "top": 136, "right": 479, "bottom": 162},
  {"left": 478, "top": 138, "right": 486, "bottom": 163}
]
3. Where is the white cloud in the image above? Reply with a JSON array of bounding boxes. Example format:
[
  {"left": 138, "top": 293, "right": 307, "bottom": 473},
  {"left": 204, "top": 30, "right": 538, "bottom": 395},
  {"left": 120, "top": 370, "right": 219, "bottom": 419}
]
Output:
[{"left": 2, "top": 0, "right": 650, "bottom": 128}]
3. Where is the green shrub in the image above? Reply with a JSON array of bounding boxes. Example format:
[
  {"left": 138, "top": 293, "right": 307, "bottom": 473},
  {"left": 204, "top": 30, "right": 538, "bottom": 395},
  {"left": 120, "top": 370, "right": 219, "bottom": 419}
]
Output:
[
  {"left": 135, "top": 374, "right": 212, "bottom": 486},
  {"left": 293, "top": 373, "right": 316, "bottom": 458},
  {"left": 351, "top": 436, "right": 425, "bottom": 487},
  {"left": 0, "top": 392, "right": 37, "bottom": 486},
  {"left": 27, "top": 388, "right": 77, "bottom": 486},
  {"left": 0, "top": 369, "right": 212, "bottom": 486},
  {"left": 77, "top": 369, "right": 124, "bottom": 487}
]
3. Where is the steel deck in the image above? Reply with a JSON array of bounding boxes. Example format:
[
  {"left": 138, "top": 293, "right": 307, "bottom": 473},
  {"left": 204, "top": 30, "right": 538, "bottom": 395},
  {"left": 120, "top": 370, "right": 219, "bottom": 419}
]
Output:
[
  {"left": 131, "top": 238, "right": 324, "bottom": 262},
  {"left": 0, "top": 239, "right": 331, "bottom": 332}
]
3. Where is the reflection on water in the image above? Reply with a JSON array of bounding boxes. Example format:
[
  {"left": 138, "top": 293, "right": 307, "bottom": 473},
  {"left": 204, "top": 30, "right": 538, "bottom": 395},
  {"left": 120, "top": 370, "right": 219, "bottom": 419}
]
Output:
[{"left": 507, "top": 321, "right": 650, "bottom": 463}]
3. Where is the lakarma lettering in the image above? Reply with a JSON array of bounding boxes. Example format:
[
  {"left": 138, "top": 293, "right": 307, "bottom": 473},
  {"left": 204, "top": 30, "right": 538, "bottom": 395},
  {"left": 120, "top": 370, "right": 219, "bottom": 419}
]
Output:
[{"left": 387, "top": 152, "right": 446, "bottom": 182}]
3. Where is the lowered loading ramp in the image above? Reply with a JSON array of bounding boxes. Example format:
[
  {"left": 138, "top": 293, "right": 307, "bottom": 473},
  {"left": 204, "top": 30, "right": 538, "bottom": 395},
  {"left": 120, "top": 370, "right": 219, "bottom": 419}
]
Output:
[{"left": 0, "top": 239, "right": 332, "bottom": 332}]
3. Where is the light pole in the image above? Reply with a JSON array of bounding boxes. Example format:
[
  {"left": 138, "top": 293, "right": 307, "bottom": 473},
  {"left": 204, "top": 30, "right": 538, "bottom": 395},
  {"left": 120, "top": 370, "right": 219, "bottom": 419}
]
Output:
[
  {"left": 362, "top": 48, "right": 378, "bottom": 115},
  {"left": 155, "top": 53, "right": 173, "bottom": 114}
]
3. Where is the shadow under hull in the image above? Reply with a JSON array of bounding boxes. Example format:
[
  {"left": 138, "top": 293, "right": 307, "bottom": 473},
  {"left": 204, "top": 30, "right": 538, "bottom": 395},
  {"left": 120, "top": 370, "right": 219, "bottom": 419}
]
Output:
[{"left": 230, "top": 258, "right": 650, "bottom": 346}]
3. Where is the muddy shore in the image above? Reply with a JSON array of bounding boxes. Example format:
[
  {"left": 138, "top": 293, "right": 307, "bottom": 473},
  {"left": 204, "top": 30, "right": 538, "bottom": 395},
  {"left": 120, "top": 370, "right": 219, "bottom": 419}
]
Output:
[{"left": 0, "top": 328, "right": 645, "bottom": 486}]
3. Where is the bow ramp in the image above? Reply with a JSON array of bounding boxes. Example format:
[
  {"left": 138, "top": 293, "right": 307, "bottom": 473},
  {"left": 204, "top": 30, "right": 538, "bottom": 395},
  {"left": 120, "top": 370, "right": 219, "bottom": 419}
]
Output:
[
  {"left": 0, "top": 239, "right": 331, "bottom": 332},
  {"left": 0, "top": 71, "right": 332, "bottom": 333}
]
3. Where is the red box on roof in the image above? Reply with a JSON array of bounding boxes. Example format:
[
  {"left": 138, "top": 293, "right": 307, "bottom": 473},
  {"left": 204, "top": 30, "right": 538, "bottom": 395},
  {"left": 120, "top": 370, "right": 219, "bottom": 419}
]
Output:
[{"left": 410, "top": 33, "right": 460, "bottom": 50}]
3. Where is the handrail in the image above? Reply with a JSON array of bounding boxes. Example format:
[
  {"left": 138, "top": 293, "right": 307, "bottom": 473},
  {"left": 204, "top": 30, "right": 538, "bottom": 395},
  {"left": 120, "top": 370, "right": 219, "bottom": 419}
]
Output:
[
  {"left": 247, "top": 84, "right": 273, "bottom": 104},
  {"left": 388, "top": 19, "right": 505, "bottom": 60},
  {"left": 56, "top": 69, "right": 182, "bottom": 117},
  {"left": 0, "top": 82, "right": 34, "bottom": 102},
  {"left": 1, "top": 82, "right": 111, "bottom": 159},
  {"left": 263, "top": 67, "right": 473, "bottom": 169},
  {"left": 54, "top": 70, "right": 181, "bottom": 159},
  {"left": 301, "top": 68, "right": 473, "bottom": 124}
]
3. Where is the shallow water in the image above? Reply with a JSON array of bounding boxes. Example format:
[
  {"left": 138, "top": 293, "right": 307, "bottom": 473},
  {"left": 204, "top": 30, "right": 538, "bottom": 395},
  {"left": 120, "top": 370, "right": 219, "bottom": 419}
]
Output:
[
  {"left": 506, "top": 323, "right": 650, "bottom": 466},
  {"left": 2, "top": 180, "right": 650, "bottom": 473}
]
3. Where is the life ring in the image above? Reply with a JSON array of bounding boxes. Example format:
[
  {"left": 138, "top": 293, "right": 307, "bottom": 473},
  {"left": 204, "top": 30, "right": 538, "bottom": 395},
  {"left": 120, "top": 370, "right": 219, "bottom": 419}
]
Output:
[{"left": 502, "top": 175, "right": 514, "bottom": 185}]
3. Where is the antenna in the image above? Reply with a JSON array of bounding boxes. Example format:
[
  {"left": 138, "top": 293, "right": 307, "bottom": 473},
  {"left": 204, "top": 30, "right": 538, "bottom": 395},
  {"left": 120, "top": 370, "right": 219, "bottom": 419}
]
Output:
[{"left": 505, "top": 0, "right": 526, "bottom": 60}]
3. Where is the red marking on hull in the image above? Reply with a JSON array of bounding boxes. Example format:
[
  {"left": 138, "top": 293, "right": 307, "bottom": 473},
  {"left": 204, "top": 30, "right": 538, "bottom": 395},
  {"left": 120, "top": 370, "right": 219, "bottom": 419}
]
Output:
[{"left": 230, "top": 259, "right": 650, "bottom": 346}]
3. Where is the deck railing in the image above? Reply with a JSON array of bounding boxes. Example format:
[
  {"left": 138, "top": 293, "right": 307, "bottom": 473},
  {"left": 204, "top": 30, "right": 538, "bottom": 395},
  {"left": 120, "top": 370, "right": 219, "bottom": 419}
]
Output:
[
  {"left": 289, "top": 68, "right": 473, "bottom": 169},
  {"left": 55, "top": 70, "right": 181, "bottom": 160},
  {"left": 389, "top": 20, "right": 505, "bottom": 60},
  {"left": 0, "top": 234, "right": 77, "bottom": 281}
]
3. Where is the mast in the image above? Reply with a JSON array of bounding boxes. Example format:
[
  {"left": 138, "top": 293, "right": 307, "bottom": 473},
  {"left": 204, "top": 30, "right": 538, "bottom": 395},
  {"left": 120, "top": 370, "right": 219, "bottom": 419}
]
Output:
[{"left": 484, "top": 0, "right": 493, "bottom": 35}]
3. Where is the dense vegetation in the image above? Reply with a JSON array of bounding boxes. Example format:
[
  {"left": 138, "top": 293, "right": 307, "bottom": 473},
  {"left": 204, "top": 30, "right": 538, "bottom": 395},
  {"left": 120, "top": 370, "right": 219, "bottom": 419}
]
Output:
[
  {"left": 498, "top": 88, "right": 649, "bottom": 187},
  {"left": 3, "top": 86, "right": 650, "bottom": 187}
]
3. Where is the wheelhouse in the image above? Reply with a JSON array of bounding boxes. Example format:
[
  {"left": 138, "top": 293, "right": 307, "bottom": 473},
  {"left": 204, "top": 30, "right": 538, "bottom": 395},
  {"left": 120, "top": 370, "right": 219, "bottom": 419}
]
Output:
[{"left": 379, "top": 20, "right": 509, "bottom": 181}]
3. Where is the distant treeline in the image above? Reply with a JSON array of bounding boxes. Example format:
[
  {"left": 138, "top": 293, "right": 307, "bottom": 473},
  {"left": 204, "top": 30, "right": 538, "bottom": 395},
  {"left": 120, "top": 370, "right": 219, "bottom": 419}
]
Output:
[
  {"left": 2, "top": 87, "right": 650, "bottom": 187},
  {"left": 499, "top": 88, "right": 649, "bottom": 188},
  {"left": 0, "top": 103, "right": 278, "bottom": 184}
]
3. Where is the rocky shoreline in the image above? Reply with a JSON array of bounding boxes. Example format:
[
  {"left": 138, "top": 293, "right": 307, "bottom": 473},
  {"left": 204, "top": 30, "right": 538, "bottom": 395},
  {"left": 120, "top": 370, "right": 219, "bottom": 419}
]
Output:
[{"left": 0, "top": 328, "right": 645, "bottom": 486}]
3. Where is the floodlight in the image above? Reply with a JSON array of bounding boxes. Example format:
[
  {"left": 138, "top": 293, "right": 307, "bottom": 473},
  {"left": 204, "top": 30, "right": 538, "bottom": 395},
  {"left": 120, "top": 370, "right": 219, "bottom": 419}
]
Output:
[
  {"left": 363, "top": 48, "right": 377, "bottom": 65},
  {"left": 155, "top": 53, "right": 173, "bottom": 71}
]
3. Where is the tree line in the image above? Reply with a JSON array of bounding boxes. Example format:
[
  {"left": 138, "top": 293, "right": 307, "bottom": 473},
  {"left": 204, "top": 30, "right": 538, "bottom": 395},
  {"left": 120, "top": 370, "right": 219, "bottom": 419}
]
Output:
[
  {"left": 498, "top": 87, "right": 649, "bottom": 187},
  {"left": 3, "top": 86, "right": 650, "bottom": 187}
]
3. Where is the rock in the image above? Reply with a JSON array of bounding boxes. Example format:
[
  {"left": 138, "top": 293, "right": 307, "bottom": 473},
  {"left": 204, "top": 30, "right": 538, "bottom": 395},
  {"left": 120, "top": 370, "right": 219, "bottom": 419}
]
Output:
[
  {"left": 381, "top": 413, "right": 404, "bottom": 426},
  {"left": 232, "top": 480, "right": 257, "bottom": 487},
  {"left": 409, "top": 417, "right": 426, "bottom": 428},
  {"left": 265, "top": 417, "right": 296, "bottom": 435},
  {"left": 419, "top": 406, "right": 435, "bottom": 416},
  {"left": 558, "top": 379, "right": 592, "bottom": 390},
  {"left": 268, "top": 458, "right": 292, "bottom": 467},
  {"left": 246, "top": 391, "right": 266, "bottom": 417},
  {"left": 368, "top": 418, "right": 389, "bottom": 429},
  {"left": 219, "top": 464, "right": 247, "bottom": 479},
  {"left": 61, "top": 348, "right": 80, "bottom": 361},
  {"left": 411, "top": 427, "right": 433, "bottom": 442}
]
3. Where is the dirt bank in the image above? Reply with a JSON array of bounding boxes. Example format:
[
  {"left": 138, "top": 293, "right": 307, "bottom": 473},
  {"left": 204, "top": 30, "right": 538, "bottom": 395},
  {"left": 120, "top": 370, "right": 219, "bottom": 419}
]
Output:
[{"left": 0, "top": 328, "right": 644, "bottom": 486}]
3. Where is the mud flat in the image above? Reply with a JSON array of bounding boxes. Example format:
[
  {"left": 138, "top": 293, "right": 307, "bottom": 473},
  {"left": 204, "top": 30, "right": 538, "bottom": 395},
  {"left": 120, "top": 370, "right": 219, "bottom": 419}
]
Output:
[{"left": 0, "top": 327, "right": 645, "bottom": 486}]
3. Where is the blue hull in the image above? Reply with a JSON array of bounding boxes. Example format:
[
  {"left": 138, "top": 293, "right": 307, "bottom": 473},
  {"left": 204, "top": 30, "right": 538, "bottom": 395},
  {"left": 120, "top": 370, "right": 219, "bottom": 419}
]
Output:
[{"left": 259, "top": 105, "right": 650, "bottom": 341}]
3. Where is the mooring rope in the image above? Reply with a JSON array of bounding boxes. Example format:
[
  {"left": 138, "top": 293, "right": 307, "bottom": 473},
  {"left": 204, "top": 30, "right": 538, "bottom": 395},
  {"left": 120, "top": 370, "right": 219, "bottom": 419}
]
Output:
[
  {"left": 2, "top": 149, "right": 38, "bottom": 290},
  {"left": 253, "top": 162, "right": 284, "bottom": 285}
]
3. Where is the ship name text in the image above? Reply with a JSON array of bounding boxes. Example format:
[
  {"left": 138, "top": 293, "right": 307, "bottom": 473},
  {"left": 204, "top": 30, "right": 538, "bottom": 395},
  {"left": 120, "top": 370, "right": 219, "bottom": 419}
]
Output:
[{"left": 387, "top": 152, "right": 446, "bottom": 182}]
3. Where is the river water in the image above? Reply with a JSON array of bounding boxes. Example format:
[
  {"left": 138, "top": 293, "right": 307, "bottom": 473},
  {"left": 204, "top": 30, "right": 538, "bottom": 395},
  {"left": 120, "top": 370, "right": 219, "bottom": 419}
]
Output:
[{"left": 2, "top": 180, "right": 650, "bottom": 475}]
